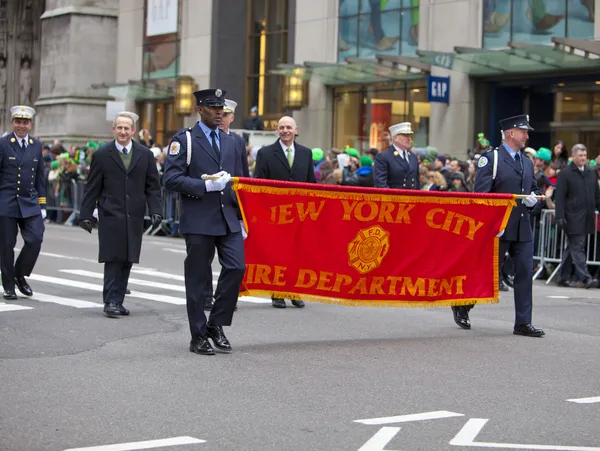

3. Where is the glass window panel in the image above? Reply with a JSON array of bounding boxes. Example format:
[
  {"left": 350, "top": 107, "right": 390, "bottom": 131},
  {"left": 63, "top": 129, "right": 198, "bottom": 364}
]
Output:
[
  {"left": 142, "top": 40, "right": 178, "bottom": 80},
  {"left": 357, "top": 10, "right": 401, "bottom": 59},
  {"left": 511, "top": 0, "right": 566, "bottom": 45},
  {"left": 338, "top": 16, "right": 359, "bottom": 61},
  {"left": 566, "top": 0, "right": 594, "bottom": 39},
  {"left": 262, "top": 75, "right": 283, "bottom": 115},
  {"left": 247, "top": 36, "right": 262, "bottom": 75},
  {"left": 339, "top": 0, "right": 360, "bottom": 17},
  {"left": 334, "top": 89, "right": 364, "bottom": 149},
  {"left": 482, "top": 0, "right": 512, "bottom": 48},
  {"left": 266, "top": 33, "right": 287, "bottom": 71},
  {"left": 251, "top": 0, "right": 267, "bottom": 31},
  {"left": 267, "top": 0, "right": 288, "bottom": 31},
  {"left": 592, "top": 93, "right": 600, "bottom": 119},
  {"left": 555, "top": 92, "right": 592, "bottom": 122},
  {"left": 400, "top": 6, "right": 418, "bottom": 55}
]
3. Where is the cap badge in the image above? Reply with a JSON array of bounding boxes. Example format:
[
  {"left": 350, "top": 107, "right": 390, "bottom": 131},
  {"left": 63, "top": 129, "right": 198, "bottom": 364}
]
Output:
[
  {"left": 20, "top": 106, "right": 25, "bottom": 111},
  {"left": 215, "top": 89, "right": 222, "bottom": 97}
]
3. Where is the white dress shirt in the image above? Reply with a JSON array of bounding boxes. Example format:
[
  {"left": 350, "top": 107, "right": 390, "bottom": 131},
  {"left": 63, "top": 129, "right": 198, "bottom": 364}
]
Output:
[
  {"left": 115, "top": 140, "right": 133, "bottom": 154},
  {"left": 16, "top": 134, "right": 30, "bottom": 148},
  {"left": 279, "top": 140, "right": 295, "bottom": 160}
]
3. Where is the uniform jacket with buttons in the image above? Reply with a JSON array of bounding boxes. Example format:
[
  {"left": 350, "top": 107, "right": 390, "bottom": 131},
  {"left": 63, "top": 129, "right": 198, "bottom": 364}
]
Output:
[
  {"left": 474, "top": 144, "right": 542, "bottom": 242},
  {"left": 79, "top": 140, "right": 162, "bottom": 263},
  {"left": 373, "top": 145, "right": 419, "bottom": 190},
  {"left": 253, "top": 139, "right": 316, "bottom": 183},
  {"left": 0, "top": 133, "right": 46, "bottom": 218},
  {"left": 163, "top": 123, "right": 245, "bottom": 236}
]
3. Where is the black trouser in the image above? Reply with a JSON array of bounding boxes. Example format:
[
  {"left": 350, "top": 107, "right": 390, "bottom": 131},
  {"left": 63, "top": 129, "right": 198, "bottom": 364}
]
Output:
[
  {"left": 204, "top": 247, "right": 216, "bottom": 303},
  {"left": 103, "top": 261, "right": 133, "bottom": 305},
  {"left": 184, "top": 232, "right": 245, "bottom": 339},
  {"left": 462, "top": 239, "right": 534, "bottom": 327},
  {"left": 0, "top": 215, "right": 44, "bottom": 291},
  {"left": 560, "top": 234, "right": 591, "bottom": 282}
]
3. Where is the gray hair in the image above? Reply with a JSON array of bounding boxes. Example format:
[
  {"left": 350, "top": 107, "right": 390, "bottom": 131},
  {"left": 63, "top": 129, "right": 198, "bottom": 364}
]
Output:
[
  {"left": 113, "top": 112, "right": 138, "bottom": 127},
  {"left": 571, "top": 143, "right": 586, "bottom": 155}
]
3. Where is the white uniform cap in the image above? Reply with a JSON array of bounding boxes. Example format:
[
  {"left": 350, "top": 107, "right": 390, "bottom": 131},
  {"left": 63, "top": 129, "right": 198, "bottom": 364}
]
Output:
[
  {"left": 115, "top": 111, "right": 139, "bottom": 124},
  {"left": 11, "top": 105, "right": 35, "bottom": 120},
  {"left": 389, "top": 122, "right": 413, "bottom": 136},
  {"left": 224, "top": 99, "right": 238, "bottom": 114}
]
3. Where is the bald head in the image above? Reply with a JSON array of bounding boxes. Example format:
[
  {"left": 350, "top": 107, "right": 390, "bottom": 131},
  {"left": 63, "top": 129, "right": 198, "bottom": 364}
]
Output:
[{"left": 277, "top": 116, "right": 298, "bottom": 147}]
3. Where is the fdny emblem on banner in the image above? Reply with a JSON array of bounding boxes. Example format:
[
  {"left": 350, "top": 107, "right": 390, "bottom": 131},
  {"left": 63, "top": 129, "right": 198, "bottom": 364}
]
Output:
[{"left": 347, "top": 225, "right": 390, "bottom": 274}]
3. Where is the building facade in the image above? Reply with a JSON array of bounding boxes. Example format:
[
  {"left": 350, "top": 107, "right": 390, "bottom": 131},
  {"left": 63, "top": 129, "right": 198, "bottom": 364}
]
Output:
[{"left": 2, "top": 0, "right": 599, "bottom": 158}]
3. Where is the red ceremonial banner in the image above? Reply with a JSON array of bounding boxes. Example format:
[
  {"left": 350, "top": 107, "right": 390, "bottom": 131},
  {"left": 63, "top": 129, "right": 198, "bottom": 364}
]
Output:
[{"left": 233, "top": 178, "right": 516, "bottom": 308}]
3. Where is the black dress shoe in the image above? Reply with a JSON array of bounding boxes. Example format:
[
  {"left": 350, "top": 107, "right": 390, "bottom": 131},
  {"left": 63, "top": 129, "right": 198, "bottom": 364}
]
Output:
[
  {"left": 272, "top": 298, "right": 286, "bottom": 308},
  {"left": 514, "top": 324, "right": 545, "bottom": 337},
  {"left": 117, "top": 305, "right": 130, "bottom": 316},
  {"left": 584, "top": 278, "right": 598, "bottom": 289},
  {"left": 291, "top": 300, "right": 305, "bottom": 308},
  {"left": 451, "top": 306, "right": 471, "bottom": 330},
  {"left": 103, "top": 302, "right": 121, "bottom": 318},
  {"left": 204, "top": 298, "right": 214, "bottom": 311},
  {"left": 14, "top": 277, "right": 33, "bottom": 296},
  {"left": 206, "top": 325, "right": 232, "bottom": 353},
  {"left": 499, "top": 280, "right": 509, "bottom": 292},
  {"left": 3, "top": 290, "right": 17, "bottom": 300},
  {"left": 189, "top": 336, "right": 215, "bottom": 355}
]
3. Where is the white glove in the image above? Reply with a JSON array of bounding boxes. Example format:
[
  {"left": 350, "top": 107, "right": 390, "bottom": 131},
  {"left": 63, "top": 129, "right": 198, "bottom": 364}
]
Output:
[
  {"left": 240, "top": 220, "right": 248, "bottom": 240},
  {"left": 523, "top": 192, "right": 538, "bottom": 208},
  {"left": 496, "top": 229, "right": 504, "bottom": 238},
  {"left": 205, "top": 171, "right": 231, "bottom": 192},
  {"left": 92, "top": 208, "right": 99, "bottom": 220},
  {"left": 41, "top": 209, "right": 47, "bottom": 219}
]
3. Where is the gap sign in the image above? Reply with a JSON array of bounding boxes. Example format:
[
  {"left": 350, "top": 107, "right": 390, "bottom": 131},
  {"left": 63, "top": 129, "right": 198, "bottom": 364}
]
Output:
[{"left": 427, "top": 76, "right": 450, "bottom": 104}]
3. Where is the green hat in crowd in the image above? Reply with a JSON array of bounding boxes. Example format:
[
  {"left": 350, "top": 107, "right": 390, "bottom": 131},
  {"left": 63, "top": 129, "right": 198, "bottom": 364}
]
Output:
[
  {"left": 59, "top": 152, "right": 70, "bottom": 159},
  {"left": 590, "top": 159, "right": 597, "bottom": 167},
  {"left": 311, "top": 148, "right": 324, "bottom": 161},
  {"left": 87, "top": 141, "right": 98, "bottom": 150},
  {"left": 345, "top": 147, "right": 360, "bottom": 158},
  {"left": 360, "top": 155, "right": 372, "bottom": 167},
  {"left": 536, "top": 147, "right": 552, "bottom": 162},
  {"left": 51, "top": 161, "right": 60, "bottom": 169}
]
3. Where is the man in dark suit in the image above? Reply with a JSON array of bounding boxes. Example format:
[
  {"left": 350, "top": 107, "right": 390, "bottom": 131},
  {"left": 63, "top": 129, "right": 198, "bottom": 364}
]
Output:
[
  {"left": 253, "top": 116, "right": 316, "bottom": 309},
  {"left": 79, "top": 112, "right": 162, "bottom": 317},
  {"left": 373, "top": 122, "right": 419, "bottom": 190},
  {"left": 555, "top": 143, "right": 600, "bottom": 288},
  {"left": 201, "top": 98, "right": 250, "bottom": 311},
  {"left": 451, "top": 114, "right": 544, "bottom": 337},
  {"left": 163, "top": 88, "right": 247, "bottom": 356},
  {"left": 0, "top": 105, "right": 46, "bottom": 300}
]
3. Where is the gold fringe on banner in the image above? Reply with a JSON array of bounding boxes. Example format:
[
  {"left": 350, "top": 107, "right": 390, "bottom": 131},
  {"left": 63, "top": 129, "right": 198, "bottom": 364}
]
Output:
[
  {"left": 240, "top": 289, "right": 499, "bottom": 308},
  {"left": 232, "top": 180, "right": 517, "bottom": 208}
]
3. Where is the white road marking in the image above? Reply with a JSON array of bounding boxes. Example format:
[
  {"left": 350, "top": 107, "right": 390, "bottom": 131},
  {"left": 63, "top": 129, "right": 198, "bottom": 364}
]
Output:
[
  {"left": 60, "top": 270, "right": 186, "bottom": 293},
  {"left": 358, "top": 427, "right": 401, "bottom": 451},
  {"left": 0, "top": 302, "right": 33, "bottom": 312},
  {"left": 62, "top": 435, "right": 205, "bottom": 451},
  {"left": 162, "top": 248, "right": 186, "bottom": 254},
  {"left": 355, "top": 410, "right": 464, "bottom": 425},
  {"left": 26, "top": 274, "right": 186, "bottom": 305},
  {"left": 14, "top": 248, "right": 156, "bottom": 271},
  {"left": 548, "top": 296, "right": 569, "bottom": 299},
  {"left": 449, "top": 418, "right": 600, "bottom": 450},
  {"left": 567, "top": 396, "right": 600, "bottom": 404},
  {"left": 31, "top": 292, "right": 102, "bottom": 309}
]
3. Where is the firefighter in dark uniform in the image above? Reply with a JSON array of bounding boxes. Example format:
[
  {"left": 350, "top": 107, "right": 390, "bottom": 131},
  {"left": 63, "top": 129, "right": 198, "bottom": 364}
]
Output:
[
  {"left": 451, "top": 114, "right": 545, "bottom": 337},
  {"left": 163, "top": 88, "right": 247, "bottom": 356},
  {"left": 373, "top": 122, "right": 419, "bottom": 190},
  {"left": 0, "top": 106, "right": 46, "bottom": 300}
]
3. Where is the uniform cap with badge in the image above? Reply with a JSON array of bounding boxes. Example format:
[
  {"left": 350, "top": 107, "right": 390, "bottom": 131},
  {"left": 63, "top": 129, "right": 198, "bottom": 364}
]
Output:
[
  {"left": 389, "top": 122, "right": 414, "bottom": 136},
  {"left": 194, "top": 88, "right": 227, "bottom": 107},
  {"left": 499, "top": 114, "right": 534, "bottom": 131},
  {"left": 10, "top": 105, "right": 35, "bottom": 120}
]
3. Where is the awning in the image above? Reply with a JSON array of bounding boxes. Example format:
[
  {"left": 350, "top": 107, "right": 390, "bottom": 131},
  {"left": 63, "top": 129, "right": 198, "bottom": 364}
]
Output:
[
  {"left": 89, "top": 80, "right": 175, "bottom": 100},
  {"left": 415, "top": 38, "right": 600, "bottom": 77},
  {"left": 271, "top": 54, "right": 430, "bottom": 86}
]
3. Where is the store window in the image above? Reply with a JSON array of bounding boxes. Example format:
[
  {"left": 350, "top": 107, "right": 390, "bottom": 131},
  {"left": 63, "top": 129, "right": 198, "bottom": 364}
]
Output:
[
  {"left": 142, "top": 0, "right": 181, "bottom": 80},
  {"left": 333, "top": 80, "right": 429, "bottom": 152},
  {"left": 246, "top": 0, "right": 289, "bottom": 128},
  {"left": 483, "top": 0, "right": 595, "bottom": 49},
  {"left": 338, "top": 0, "right": 419, "bottom": 62}
]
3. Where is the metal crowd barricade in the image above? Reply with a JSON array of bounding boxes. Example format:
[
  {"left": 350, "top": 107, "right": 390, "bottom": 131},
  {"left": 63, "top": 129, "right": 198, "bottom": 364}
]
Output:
[
  {"left": 143, "top": 187, "right": 182, "bottom": 236},
  {"left": 532, "top": 209, "right": 600, "bottom": 284}
]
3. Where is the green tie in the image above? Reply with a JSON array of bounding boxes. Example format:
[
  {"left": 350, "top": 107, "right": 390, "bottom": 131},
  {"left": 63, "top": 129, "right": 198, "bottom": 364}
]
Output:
[{"left": 286, "top": 147, "right": 294, "bottom": 167}]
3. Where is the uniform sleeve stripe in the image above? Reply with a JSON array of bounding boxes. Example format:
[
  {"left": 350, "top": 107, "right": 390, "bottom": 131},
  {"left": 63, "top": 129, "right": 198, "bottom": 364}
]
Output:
[{"left": 38, "top": 198, "right": 47, "bottom": 204}]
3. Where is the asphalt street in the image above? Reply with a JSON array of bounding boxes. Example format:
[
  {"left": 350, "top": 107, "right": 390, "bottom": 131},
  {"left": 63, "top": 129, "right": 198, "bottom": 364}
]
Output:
[{"left": 0, "top": 224, "right": 599, "bottom": 451}]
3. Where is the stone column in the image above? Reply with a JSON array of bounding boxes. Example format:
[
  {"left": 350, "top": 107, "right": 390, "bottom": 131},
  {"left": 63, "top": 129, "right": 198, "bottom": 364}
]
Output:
[
  {"left": 293, "top": 0, "right": 338, "bottom": 150},
  {"left": 35, "top": 0, "right": 119, "bottom": 145}
]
